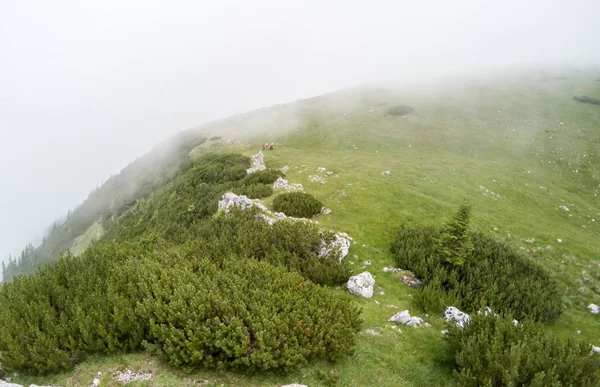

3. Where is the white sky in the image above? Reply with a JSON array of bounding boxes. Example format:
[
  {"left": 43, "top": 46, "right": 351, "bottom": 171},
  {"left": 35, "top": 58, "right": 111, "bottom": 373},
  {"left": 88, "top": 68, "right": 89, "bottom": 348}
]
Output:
[{"left": 1, "top": 0, "right": 599, "bottom": 262}]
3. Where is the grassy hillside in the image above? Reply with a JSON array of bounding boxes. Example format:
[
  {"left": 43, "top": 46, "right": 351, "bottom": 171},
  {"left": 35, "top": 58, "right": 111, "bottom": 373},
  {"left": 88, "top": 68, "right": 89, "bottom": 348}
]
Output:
[{"left": 6, "top": 69, "right": 600, "bottom": 386}]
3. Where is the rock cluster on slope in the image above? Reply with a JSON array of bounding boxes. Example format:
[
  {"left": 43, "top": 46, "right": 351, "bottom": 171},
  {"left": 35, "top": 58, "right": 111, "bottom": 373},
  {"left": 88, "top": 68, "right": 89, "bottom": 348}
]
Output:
[
  {"left": 273, "top": 177, "right": 303, "bottom": 191},
  {"left": 347, "top": 272, "right": 375, "bottom": 298},
  {"left": 388, "top": 310, "right": 429, "bottom": 328},
  {"left": 319, "top": 232, "right": 352, "bottom": 261},
  {"left": 246, "top": 151, "right": 266, "bottom": 174},
  {"left": 444, "top": 306, "right": 471, "bottom": 328}
]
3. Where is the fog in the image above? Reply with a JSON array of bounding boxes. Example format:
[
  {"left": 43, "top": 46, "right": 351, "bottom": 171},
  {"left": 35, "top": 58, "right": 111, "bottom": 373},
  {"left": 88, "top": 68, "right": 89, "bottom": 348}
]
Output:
[{"left": 1, "top": 0, "right": 599, "bottom": 264}]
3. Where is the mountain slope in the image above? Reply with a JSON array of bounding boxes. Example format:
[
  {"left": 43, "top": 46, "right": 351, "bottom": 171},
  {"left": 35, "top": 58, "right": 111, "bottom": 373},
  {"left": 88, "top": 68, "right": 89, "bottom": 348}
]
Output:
[{"left": 4, "top": 68, "right": 600, "bottom": 386}]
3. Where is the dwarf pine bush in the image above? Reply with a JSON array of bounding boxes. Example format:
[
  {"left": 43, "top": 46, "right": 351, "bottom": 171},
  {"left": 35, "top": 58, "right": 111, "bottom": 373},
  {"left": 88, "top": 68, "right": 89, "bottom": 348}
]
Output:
[
  {"left": 391, "top": 206, "right": 562, "bottom": 322},
  {"left": 445, "top": 315, "right": 600, "bottom": 386},
  {"left": 272, "top": 192, "right": 323, "bottom": 218}
]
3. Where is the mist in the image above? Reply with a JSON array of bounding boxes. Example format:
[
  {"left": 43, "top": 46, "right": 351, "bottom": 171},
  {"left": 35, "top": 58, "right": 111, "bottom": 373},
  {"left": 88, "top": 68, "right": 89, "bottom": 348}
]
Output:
[{"left": 1, "top": 0, "right": 599, "bottom": 264}]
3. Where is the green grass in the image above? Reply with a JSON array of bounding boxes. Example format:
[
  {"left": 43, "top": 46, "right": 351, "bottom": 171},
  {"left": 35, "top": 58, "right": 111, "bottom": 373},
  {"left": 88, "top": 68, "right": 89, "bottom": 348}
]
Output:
[
  {"left": 13, "top": 69, "right": 600, "bottom": 386},
  {"left": 70, "top": 220, "right": 103, "bottom": 256}
]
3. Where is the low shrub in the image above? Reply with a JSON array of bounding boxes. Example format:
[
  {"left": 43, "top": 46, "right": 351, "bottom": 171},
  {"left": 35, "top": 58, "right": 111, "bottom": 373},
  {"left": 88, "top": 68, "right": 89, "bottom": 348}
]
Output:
[
  {"left": 386, "top": 105, "right": 414, "bottom": 116},
  {"left": 272, "top": 192, "right": 323, "bottom": 218},
  {"left": 445, "top": 315, "right": 600, "bottom": 386},
  {"left": 134, "top": 253, "right": 361, "bottom": 372},
  {"left": 238, "top": 183, "right": 273, "bottom": 199},
  {"left": 241, "top": 168, "right": 282, "bottom": 185},
  {"left": 391, "top": 206, "right": 562, "bottom": 322}
]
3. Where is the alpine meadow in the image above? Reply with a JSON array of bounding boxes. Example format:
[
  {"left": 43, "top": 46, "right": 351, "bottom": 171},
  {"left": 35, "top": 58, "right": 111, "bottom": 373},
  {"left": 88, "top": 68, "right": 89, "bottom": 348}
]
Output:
[{"left": 1, "top": 69, "right": 599, "bottom": 386}]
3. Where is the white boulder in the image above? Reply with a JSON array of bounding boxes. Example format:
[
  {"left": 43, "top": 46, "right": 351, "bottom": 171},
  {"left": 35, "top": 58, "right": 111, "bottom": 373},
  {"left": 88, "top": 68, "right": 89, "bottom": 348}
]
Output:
[
  {"left": 319, "top": 232, "right": 352, "bottom": 261},
  {"left": 388, "top": 310, "right": 428, "bottom": 328},
  {"left": 273, "top": 177, "right": 303, "bottom": 191},
  {"left": 588, "top": 304, "right": 600, "bottom": 314},
  {"left": 381, "top": 171, "right": 391, "bottom": 176},
  {"left": 247, "top": 151, "right": 266, "bottom": 174},
  {"left": 0, "top": 381, "right": 24, "bottom": 387},
  {"left": 592, "top": 345, "right": 600, "bottom": 354},
  {"left": 347, "top": 272, "right": 375, "bottom": 298},
  {"left": 559, "top": 205, "right": 569, "bottom": 211},
  {"left": 218, "top": 192, "right": 268, "bottom": 213},
  {"left": 444, "top": 306, "right": 471, "bottom": 328},
  {"left": 317, "top": 167, "right": 326, "bottom": 173}
]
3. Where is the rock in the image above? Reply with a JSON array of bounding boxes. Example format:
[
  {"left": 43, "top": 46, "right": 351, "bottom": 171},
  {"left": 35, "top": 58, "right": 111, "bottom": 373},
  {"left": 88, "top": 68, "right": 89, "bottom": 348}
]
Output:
[
  {"left": 381, "top": 171, "right": 391, "bottom": 176},
  {"left": 317, "top": 167, "right": 326, "bottom": 173},
  {"left": 30, "top": 385, "right": 53, "bottom": 387},
  {"left": 280, "top": 165, "right": 289, "bottom": 173},
  {"left": 308, "top": 175, "right": 325, "bottom": 184},
  {"left": 383, "top": 266, "right": 401, "bottom": 273},
  {"left": 441, "top": 330, "right": 448, "bottom": 335},
  {"left": 326, "top": 171, "right": 334, "bottom": 176},
  {"left": 513, "top": 319, "right": 519, "bottom": 327},
  {"left": 477, "top": 306, "right": 496, "bottom": 317},
  {"left": 388, "top": 310, "right": 427, "bottom": 328},
  {"left": 401, "top": 273, "right": 422, "bottom": 287},
  {"left": 320, "top": 207, "right": 332, "bottom": 215},
  {"left": 273, "top": 177, "right": 303, "bottom": 191},
  {"left": 246, "top": 151, "right": 266, "bottom": 174},
  {"left": 592, "top": 345, "right": 600, "bottom": 354},
  {"left": 524, "top": 238, "right": 536, "bottom": 244},
  {"left": 218, "top": 192, "right": 268, "bottom": 213},
  {"left": 444, "top": 306, "right": 471, "bottom": 328},
  {"left": 319, "top": 232, "right": 352, "bottom": 261},
  {"left": 0, "top": 381, "right": 23, "bottom": 387},
  {"left": 91, "top": 378, "right": 100, "bottom": 387},
  {"left": 588, "top": 304, "right": 599, "bottom": 314},
  {"left": 114, "top": 368, "right": 152, "bottom": 384},
  {"left": 559, "top": 205, "right": 569, "bottom": 211},
  {"left": 557, "top": 239, "right": 563, "bottom": 243},
  {"left": 281, "top": 384, "right": 308, "bottom": 387},
  {"left": 347, "top": 272, "right": 375, "bottom": 298},
  {"left": 363, "top": 260, "right": 372, "bottom": 266}
]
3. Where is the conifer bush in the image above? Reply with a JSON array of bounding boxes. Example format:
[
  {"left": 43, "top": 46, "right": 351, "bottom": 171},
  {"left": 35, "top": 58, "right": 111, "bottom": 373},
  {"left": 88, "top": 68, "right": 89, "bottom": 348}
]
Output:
[
  {"left": 238, "top": 183, "right": 273, "bottom": 198},
  {"left": 272, "top": 192, "right": 323, "bottom": 218},
  {"left": 391, "top": 206, "right": 562, "bottom": 322},
  {"left": 445, "top": 315, "right": 600, "bottom": 386},
  {"left": 240, "top": 168, "right": 282, "bottom": 185}
]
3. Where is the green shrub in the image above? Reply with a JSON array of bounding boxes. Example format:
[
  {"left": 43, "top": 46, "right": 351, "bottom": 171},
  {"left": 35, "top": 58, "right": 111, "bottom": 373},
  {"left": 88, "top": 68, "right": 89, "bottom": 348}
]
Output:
[
  {"left": 445, "top": 315, "right": 600, "bottom": 386},
  {"left": 386, "top": 105, "right": 414, "bottom": 116},
  {"left": 238, "top": 183, "right": 273, "bottom": 199},
  {"left": 241, "top": 168, "right": 282, "bottom": 185},
  {"left": 391, "top": 208, "right": 562, "bottom": 322},
  {"left": 134, "top": 254, "right": 361, "bottom": 372},
  {"left": 272, "top": 192, "right": 323, "bottom": 218}
]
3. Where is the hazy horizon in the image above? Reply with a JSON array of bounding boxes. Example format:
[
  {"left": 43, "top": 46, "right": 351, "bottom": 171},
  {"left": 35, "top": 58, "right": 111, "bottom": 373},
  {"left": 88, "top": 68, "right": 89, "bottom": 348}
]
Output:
[{"left": 1, "top": 0, "right": 600, "bottom": 265}]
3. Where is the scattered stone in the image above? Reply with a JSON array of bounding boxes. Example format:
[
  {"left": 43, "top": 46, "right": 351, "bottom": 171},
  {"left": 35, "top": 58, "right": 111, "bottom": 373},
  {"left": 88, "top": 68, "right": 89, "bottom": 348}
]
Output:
[
  {"left": 577, "top": 330, "right": 582, "bottom": 334},
  {"left": 309, "top": 175, "right": 325, "bottom": 184},
  {"left": 524, "top": 238, "right": 536, "bottom": 244},
  {"left": 444, "top": 306, "right": 471, "bottom": 328},
  {"left": 477, "top": 306, "right": 497, "bottom": 317},
  {"left": 361, "top": 328, "right": 381, "bottom": 336},
  {"left": 326, "top": 171, "right": 335, "bottom": 176},
  {"left": 559, "top": 205, "right": 569, "bottom": 211},
  {"left": 319, "top": 232, "right": 352, "bottom": 261},
  {"left": 246, "top": 151, "right": 266, "bottom": 174},
  {"left": 273, "top": 177, "right": 303, "bottom": 191},
  {"left": 347, "top": 272, "right": 375, "bottom": 298},
  {"left": 387, "top": 305, "right": 398, "bottom": 308},
  {"left": 383, "top": 266, "right": 401, "bottom": 273},
  {"left": 441, "top": 330, "right": 448, "bottom": 335},
  {"left": 374, "top": 300, "right": 380, "bottom": 305},
  {"left": 592, "top": 345, "right": 600, "bottom": 354},
  {"left": 0, "top": 382, "right": 23, "bottom": 387},
  {"left": 280, "top": 165, "right": 289, "bottom": 173},
  {"left": 321, "top": 207, "right": 332, "bottom": 215},
  {"left": 588, "top": 304, "right": 599, "bottom": 314},
  {"left": 114, "top": 368, "right": 152, "bottom": 384},
  {"left": 513, "top": 319, "right": 519, "bottom": 327},
  {"left": 91, "top": 378, "right": 100, "bottom": 387},
  {"left": 557, "top": 239, "right": 563, "bottom": 243},
  {"left": 363, "top": 260, "right": 372, "bottom": 266},
  {"left": 281, "top": 384, "right": 308, "bottom": 387},
  {"left": 381, "top": 170, "right": 391, "bottom": 176},
  {"left": 388, "top": 310, "right": 427, "bottom": 328},
  {"left": 317, "top": 167, "right": 326, "bottom": 173},
  {"left": 379, "top": 291, "right": 385, "bottom": 295},
  {"left": 401, "top": 273, "right": 422, "bottom": 288}
]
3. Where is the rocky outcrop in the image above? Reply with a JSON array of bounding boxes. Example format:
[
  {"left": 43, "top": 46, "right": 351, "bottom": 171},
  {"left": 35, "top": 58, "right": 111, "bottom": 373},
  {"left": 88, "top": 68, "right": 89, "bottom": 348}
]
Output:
[
  {"left": 114, "top": 368, "right": 152, "bottom": 384},
  {"left": 347, "top": 272, "right": 375, "bottom": 298},
  {"left": 246, "top": 151, "right": 266, "bottom": 174},
  {"left": 319, "top": 232, "right": 352, "bottom": 261},
  {"left": 273, "top": 177, "right": 303, "bottom": 191},
  {"left": 444, "top": 306, "right": 471, "bottom": 328},
  {"left": 0, "top": 382, "right": 26, "bottom": 387},
  {"left": 218, "top": 192, "right": 268, "bottom": 213},
  {"left": 388, "top": 310, "right": 428, "bottom": 328},
  {"left": 401, "top": 273, "right": 422, "bottom": 287}
]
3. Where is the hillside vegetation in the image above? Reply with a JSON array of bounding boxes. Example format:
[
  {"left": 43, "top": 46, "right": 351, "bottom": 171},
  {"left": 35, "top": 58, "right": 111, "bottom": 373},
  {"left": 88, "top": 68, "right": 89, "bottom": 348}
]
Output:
[{"left": 3, "top": 69, "right": 600, "bottom": 386}]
